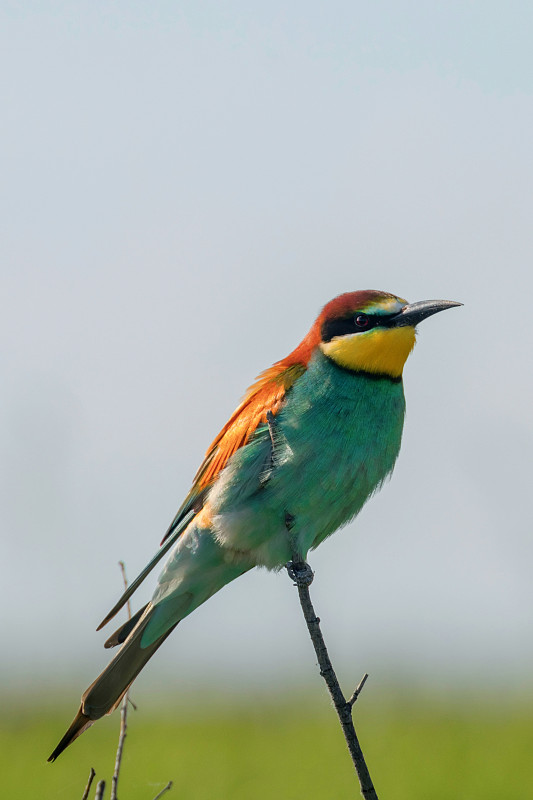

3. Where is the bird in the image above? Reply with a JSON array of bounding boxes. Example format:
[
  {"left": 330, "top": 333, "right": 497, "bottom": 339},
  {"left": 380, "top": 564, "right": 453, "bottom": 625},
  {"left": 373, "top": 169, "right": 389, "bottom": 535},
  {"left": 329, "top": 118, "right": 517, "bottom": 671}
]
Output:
[{"left": 48, "top": 289, "right": 461, "bottom": 761}]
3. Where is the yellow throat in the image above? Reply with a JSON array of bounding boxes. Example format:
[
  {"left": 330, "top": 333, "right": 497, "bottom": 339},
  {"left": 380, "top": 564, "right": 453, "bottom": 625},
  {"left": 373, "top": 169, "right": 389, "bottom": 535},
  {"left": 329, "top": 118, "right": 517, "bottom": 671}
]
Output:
[{"left": 320, "top": 325, "right": 416, "bottom": 378}]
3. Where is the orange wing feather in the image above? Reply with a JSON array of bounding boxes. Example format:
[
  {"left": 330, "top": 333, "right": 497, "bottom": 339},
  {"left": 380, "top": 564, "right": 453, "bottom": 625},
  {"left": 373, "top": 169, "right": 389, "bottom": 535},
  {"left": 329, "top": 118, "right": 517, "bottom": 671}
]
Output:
[
  {"left": 160, "top": 326, "right": 322, "bottom": 543},
  {"left": 194, "top": 361, "right": 306, "bottom": 489},
  {"left": 160, "top": 362, "right": 306, "bottom": 544},
  {"left": 192, "top": 314, "right": 325, "bottom": 494}
]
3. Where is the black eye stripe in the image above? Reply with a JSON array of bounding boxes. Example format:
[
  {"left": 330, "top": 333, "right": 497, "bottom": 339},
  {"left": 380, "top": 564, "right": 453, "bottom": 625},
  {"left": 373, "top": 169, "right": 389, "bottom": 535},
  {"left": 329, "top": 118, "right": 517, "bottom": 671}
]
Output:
[{"left": 321, "top": 312, "right": 399, "bottom": 342}]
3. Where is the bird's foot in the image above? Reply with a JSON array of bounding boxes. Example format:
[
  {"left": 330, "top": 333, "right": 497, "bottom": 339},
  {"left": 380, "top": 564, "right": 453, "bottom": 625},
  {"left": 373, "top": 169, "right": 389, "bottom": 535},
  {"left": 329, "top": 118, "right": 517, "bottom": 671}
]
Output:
[{"left": 286, "top": 560, "right": 314, "bottom": 587}]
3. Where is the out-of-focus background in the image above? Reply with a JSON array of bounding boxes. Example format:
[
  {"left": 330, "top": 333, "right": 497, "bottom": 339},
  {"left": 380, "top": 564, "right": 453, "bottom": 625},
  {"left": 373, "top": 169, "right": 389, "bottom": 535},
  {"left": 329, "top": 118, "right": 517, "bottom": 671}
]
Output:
[{"left": 2, "top": 2, "right": 533, "bottom": 797}]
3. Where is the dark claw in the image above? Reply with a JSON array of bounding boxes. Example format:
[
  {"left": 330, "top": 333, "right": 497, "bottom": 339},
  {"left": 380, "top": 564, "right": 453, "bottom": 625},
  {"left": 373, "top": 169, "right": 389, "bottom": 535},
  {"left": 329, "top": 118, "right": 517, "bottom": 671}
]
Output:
[{"left": 286, "top": 560, "right": 314, "bottom": 587}]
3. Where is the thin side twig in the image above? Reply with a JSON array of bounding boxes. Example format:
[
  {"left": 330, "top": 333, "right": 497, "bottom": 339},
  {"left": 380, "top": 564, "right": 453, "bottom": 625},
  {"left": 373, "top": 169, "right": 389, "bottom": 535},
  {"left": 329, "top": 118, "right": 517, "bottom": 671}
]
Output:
[
  {"left": 152, "top": 781, "right": 174, "bottom": 800},
  {"left": 110, "top": 562, "right": 133, "bottom": 800},
  {"left": 118, "top": 560, "right": 133, "bottom": 619},
  {"left": 348, "top": 673, "right": 369, "bottom": 708},
  {"left": 285, "top": 522, "right": 378, "bottom": 800},
  {"left": 81, "top": 767, "right": 96, "bottom": 800},
  {"left": 95, "top": 780, "right": 106, "bottom": 800}
]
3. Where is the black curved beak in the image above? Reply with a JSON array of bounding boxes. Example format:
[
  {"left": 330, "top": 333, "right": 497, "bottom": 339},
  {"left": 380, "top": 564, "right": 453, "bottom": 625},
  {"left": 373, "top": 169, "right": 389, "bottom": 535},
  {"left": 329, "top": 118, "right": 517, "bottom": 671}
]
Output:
[{"left": 391, "top": 299, "right": 463, "bottom": 327}]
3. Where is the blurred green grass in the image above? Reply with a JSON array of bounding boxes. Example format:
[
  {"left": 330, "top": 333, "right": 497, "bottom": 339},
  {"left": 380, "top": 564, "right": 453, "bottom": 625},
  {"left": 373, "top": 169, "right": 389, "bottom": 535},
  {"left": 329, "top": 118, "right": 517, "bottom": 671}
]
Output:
[{"left": 2, "top": 691, "right": 533, "bottom": 799}]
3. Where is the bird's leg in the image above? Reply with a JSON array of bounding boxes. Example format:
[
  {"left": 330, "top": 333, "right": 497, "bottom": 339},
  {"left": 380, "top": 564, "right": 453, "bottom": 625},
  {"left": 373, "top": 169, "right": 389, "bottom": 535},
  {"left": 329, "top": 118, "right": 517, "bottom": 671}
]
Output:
[{"left": 284, "top": 511, "right": 314, "bottom": 587}]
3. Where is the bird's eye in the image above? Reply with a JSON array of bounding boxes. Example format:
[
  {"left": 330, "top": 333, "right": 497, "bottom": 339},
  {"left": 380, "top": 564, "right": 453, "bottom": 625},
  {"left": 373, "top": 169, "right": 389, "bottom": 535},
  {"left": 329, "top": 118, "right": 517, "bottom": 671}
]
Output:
[{"left": 354, "top": 314, "right": 370, "bottom": 329}]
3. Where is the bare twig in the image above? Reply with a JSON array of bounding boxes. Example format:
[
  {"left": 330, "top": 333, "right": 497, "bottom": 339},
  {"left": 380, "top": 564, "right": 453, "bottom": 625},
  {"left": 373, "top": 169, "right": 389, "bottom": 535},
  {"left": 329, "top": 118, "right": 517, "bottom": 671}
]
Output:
[
  {"left": 110, "top": 693, "right": 129, "bottom": 800},
  {"left": 81, "top": 768, "right": 96, "bottom": 800},
  {"left": 152, "top": 781, "right": 174, "bottom": 800},
  {"left": 285, "top": 520, "right": 379, "bottom": 800},
  {"left": 110, "top": 562, "right": 133, "bottom": 800},
  {"left": 95, "top": 780, "right": 106, "bottom": 800},
  {"left": 348, "top": 673, "right": 369, "bottom": 708},
  {"left": 118, "top": 561, "right": 133, "bottom": 619}
]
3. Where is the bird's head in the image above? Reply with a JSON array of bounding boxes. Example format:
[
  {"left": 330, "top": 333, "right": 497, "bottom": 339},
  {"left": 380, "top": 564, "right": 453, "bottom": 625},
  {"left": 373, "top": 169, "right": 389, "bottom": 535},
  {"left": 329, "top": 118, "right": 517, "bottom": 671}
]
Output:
[{"left": 295, "top": 290, "right": 462, "bottom": 380}]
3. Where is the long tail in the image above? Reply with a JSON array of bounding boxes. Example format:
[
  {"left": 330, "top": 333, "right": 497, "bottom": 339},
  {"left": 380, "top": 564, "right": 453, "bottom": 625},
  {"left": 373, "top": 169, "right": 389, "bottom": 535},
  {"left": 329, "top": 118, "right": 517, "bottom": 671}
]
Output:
[{"left": 48, "top": 605, "right": 176, "bottom": 762}]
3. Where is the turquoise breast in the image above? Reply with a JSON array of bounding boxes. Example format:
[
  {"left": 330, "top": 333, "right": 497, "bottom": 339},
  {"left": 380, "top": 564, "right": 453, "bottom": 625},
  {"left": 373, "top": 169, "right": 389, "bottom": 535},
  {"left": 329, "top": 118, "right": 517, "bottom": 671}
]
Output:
[{"left": 209, "top": 351, "right": 406, "bottom": 568}]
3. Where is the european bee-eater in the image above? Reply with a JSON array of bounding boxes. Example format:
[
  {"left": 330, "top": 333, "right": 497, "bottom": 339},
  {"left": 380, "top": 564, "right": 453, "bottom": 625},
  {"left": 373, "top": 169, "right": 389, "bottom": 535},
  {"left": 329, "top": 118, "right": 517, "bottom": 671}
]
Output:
[{"left": 49, "top": 290, "right": 460, "bottom": 761}]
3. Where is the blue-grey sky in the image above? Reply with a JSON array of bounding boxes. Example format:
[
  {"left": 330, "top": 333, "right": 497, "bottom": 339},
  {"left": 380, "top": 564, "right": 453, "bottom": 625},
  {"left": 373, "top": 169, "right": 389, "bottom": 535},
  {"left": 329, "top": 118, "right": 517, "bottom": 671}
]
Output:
[{"left": 1, "top": 2, "right": 532, "bottom": 697}]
